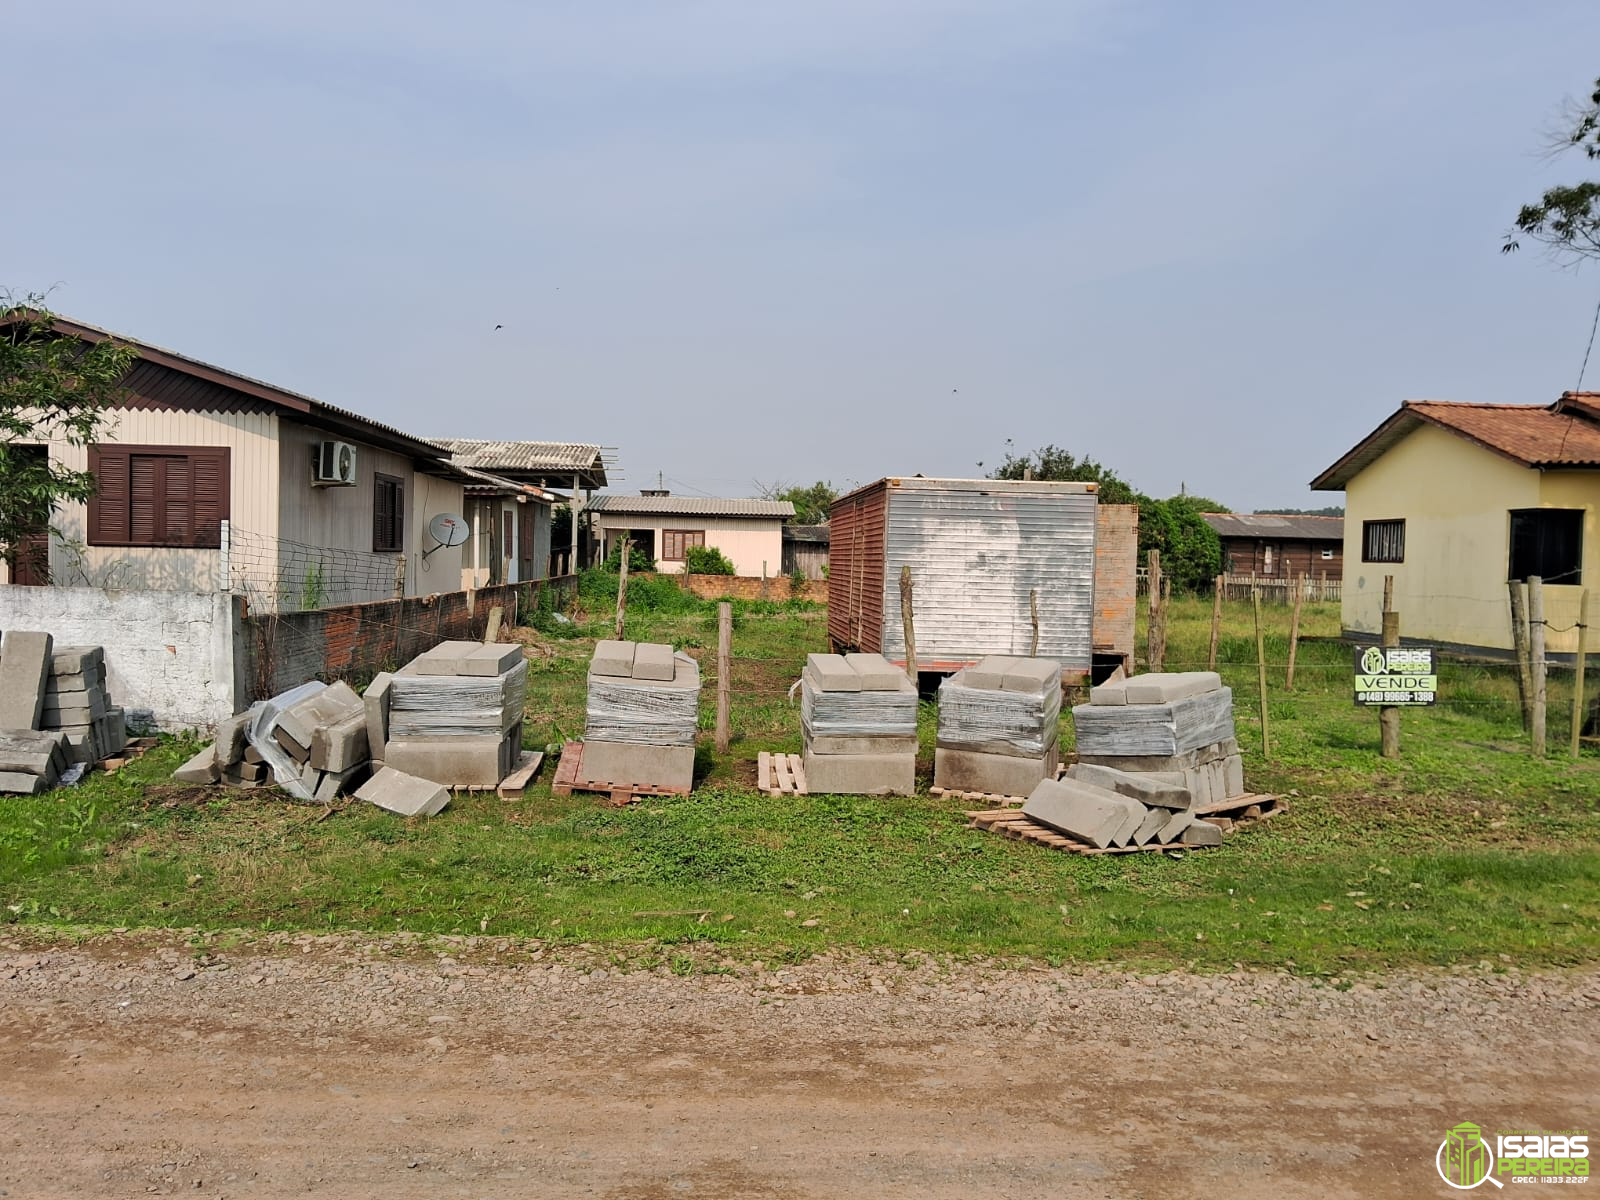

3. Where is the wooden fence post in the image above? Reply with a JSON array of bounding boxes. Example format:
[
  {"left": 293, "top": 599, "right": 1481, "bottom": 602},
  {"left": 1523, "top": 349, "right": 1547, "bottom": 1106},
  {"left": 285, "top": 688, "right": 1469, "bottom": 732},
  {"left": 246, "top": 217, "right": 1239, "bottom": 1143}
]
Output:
[
  {"left": 393, "top": 554, "right": 407, "bottom": 601},
  {"left": 1530, "top": 575, "right": 1547, "bottom": 757},
  {"left": 1380, "top": 575, "right": 1400, "bottom": 758},
  {"left": 1253, "top": 587, "right": 1271, "bottom": 759},
  {"left": 1208, "top": 573, "right": 1223, "bottom": 671},
  {"left": 899, "top": 565, "right": 918, "bottom": 683},
  {"left": 1285, "top": 573, "right": 1305, "bottom": 690},
  {"left": 1509, "top": 580, "right": 1533, "bottom": 731},
  {"left": 1571, "top": 589, "right": 1590, "bottom": 759},
  {"left": 614, "top": 537, "right": 630, "bottom": 640},
  {"left": 1147, "top": 549, "right": 1164, "bottom": 671},
  {"left": 715, "top": 601, "right": 732, "bottom": 754}
]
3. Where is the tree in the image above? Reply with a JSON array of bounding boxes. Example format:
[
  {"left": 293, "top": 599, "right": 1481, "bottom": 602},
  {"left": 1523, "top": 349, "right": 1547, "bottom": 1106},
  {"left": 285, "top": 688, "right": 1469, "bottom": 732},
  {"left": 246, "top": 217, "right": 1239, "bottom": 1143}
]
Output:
[
  {"left": 986, "top": 444, "right": 1140, "bottom": 506},
  {"left": 1, "top": 295, "right": 134, "bottom": 571},
  {"left": 1503, "top": 76, "right": 1600, "bottom": 265},
  {"left": 756, "top": 479, "right": 838, "bottom": 525},
  {"left": 1140, "top": 495, "right": 1223, "bottom": 592}
]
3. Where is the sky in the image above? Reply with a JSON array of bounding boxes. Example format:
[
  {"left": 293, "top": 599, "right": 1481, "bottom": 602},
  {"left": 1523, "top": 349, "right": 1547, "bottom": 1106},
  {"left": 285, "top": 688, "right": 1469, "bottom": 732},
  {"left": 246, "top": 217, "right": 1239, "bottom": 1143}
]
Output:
[{"left": 5, "top": 1, "right": 1599, "bottom": 509}]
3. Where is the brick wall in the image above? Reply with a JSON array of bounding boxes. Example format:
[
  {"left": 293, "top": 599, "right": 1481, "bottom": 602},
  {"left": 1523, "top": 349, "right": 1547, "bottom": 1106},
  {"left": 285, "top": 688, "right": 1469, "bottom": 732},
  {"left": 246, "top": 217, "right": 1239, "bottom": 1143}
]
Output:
[
  {"left": 680, "top": 573, "right": 828, "bottom": 603},
  {"left": 239, "top": 576, "right": 576, "bottom": 702}
]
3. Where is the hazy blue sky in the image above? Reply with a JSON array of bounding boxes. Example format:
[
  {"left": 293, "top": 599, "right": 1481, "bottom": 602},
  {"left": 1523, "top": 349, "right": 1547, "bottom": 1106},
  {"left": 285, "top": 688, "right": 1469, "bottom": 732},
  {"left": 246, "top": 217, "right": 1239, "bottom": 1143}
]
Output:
[{"left": 6, "top": 2, "right": 1598, "bottom": 508}]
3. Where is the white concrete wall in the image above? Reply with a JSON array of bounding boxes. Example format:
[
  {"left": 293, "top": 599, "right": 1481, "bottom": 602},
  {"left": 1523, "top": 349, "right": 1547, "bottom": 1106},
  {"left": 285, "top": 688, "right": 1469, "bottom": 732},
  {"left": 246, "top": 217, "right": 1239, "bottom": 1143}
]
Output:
[
  {"left": 593, "top": 516, "right": 785, "bottom": 576},
  {"left": 0, "top": 586, "right": 239, "bottom": 731}
]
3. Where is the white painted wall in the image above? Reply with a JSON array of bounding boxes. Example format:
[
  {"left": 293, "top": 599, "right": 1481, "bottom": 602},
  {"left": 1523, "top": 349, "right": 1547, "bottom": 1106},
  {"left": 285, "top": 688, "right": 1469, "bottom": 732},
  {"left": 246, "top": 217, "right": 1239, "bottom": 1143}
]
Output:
[{"left": 0, "top": 587, "right": 239, "bottom": 731}]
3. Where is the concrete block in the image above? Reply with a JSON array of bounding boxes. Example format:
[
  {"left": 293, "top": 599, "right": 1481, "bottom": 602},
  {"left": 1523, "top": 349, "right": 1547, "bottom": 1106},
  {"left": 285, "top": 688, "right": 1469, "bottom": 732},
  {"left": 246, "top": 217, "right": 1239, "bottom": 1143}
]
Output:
[
  {"left": 1123, "top": 671, "right": 1222, "bottom": 705},
  {"left": 310, "top": 711, "right": 370, "bottom": 772},
  {"left": 42, "top": 689, "right": 108, "bottom": 724},
  {"left": 806, "top": 733, "right": 920, "bottom": 756},
  {"left": 45, "top": 667, "right": 104, "bottom": 694},
  {"left": 277, "top": 681, "right": 363, "bottom": 749},
  {"left": 590, "top": 640, "right": 637, "bottom": 677},
  {"left": 934, "top": 744, "right": 1059, "bottom": 798},
  {"left": 1066, "top": 763, "right": 1192, "bottom": 810},
  {"left": 1156, "top": 810, "right": 1195, "bottom": 844},
  {"left": 60, "top": 731, "right": 100, "bottom": 765},
  {"left": 1223, "top": 754, "right": 1245, "bottom": 798},
  {"left": 1071, "top": 688, "right": 1236, "bottom": 757},
  {"left": 801, "top": 749, "right": 915, "bottom": 796},
  {"left": 1089, "top": 680, "right": 1128, "bottom": 705},
  {"left": 356, "top": 767, "right": 452, "bottom": 818},
  {"left": 1133, "top": 805, "right": 1168, "bottom": 846},
  {"left": 97, "top": 709, "right": 127, "bottom": 756},
  {"left": 50, "top": 645, "right": 103, "bottom": 675},
  {"left": 1020, "top": 778, "right": 1126, "bottom": 849},
  {"left": 412, "top": 640, "right": 487, "bottom": 675},
  {"left": 1110, "top": 796, "right": 1148, "bottom": 847},
  {"left": 1001, "top": 658, "right": 1060, "bottom": 694},
  {"left": 274, "top": 726, "right": 311, "bottom": 763},
  {"left": 211, "top": 713, "right": 252, "bottom": 770},
  {"left": 963, "top": 656, "right": 1019, "bottom": 691},
  {"left": 384, "top": 736, "right": 507, "bottom": 788},
  {"left": 578, "top": 740, "right": 695, "bottom": 791},
  {"left": 804, "top": 653, "right": 861, "bottom": 692},
  {"left": 173, "top": 745, "right": 221, "bottom": 785},
  {"left": 363, "top": 673, "right": 394, "bottom": 760},
  {"left": 454, "top": 643, "right": 523, "bottom": 677},
  {"left": 0, "top": 630, "right": 52, "bottom": 731},
  {"left": 0, "top": 771, "right": 46, "bottom": 795},
  {"left": 0, "top": 731, "right": 65, "bottom": 776},
  {"left": 845, "top": 653, "right": 905, "bottom": 691},
  {"left": 1182, "top": 821, "right": 1224, "bottom": 846},
  {"left": 313, "top": 762, "right": 369, "bottom": 804},
  {"left": 631, "top": 641, "right": 678, "bottom": 681},
  {"left": 1184, "top": 766, "right": 1215, "bottom": 808},
  {"left": 223, "top": 761, "right": 267, "bottom": 784},
  {"left": 243, "top": 743, "right": 265, "bottom": 765},
  {"left": 299, "top": 760, "right": 322, "bottom": 792},
  {"left": 1078, "top": 742, "right": 1238, "bottom": 773}
]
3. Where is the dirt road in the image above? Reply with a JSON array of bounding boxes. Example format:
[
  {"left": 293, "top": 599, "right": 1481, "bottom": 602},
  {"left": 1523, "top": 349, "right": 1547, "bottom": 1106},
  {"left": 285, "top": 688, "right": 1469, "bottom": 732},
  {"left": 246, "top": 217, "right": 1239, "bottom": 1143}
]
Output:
[{"left": 1, "top": 931, "right": 1594, "bottom": 1199}]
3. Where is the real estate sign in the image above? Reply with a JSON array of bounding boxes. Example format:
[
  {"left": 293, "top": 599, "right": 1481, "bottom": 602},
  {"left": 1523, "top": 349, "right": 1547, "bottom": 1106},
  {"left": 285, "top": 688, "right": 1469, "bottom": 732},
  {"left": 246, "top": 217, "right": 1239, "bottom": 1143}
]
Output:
[{"left": 1354, "top": 646, "right": 1437, "bottom": 705}]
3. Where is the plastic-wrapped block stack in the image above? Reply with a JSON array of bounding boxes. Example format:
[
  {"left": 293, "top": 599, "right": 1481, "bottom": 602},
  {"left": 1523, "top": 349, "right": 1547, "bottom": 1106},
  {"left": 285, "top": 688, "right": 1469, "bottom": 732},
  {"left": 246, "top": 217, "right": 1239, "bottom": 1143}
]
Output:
[
  {"left": 800, "top": 652, "right": 917, "bottom": 796},
  {"left": 1012, "top": 671, "right": 1245, "bottom": 850},
  {"left": 933, "top": 656, "right": 1062, "bottom": 797},
  {"left": 579, "top": 640, "right": 700, "bottom": 791},
  {"left": 381, "top": 641, "right": 528, "bottom": 788}
]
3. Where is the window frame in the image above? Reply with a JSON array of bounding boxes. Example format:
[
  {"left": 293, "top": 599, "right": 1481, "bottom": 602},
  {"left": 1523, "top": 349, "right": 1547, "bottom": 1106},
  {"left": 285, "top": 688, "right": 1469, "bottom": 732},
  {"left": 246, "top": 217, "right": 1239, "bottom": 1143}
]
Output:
[
  {"left": 372, "top": 472, "right": 405, "bottom": 554},
  {"left": 1321, "top": 546, "right": 1336, "bottom": 561},
  {"left": 1507, "top": 507, "right": 1584, "bottom": 585},
  {"left": 87, "top": 444, "right": 230, "bottom": 549},
  {"left": 660, "top": 528, "right": 706, "bottom": 562},
  {"left": 1361, "top": 519, "right": 1405, "bottom": 564}
]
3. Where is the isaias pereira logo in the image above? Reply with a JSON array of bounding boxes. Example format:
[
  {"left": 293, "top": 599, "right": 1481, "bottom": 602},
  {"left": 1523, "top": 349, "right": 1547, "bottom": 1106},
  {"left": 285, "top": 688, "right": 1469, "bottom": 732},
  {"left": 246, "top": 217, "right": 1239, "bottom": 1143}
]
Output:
[
  {"left": 1436, "top": 1121, "right": 1591, "bottom": 1188},
  {"left": 1361, "top": 645, "right": 1387, "bottom": 676}
]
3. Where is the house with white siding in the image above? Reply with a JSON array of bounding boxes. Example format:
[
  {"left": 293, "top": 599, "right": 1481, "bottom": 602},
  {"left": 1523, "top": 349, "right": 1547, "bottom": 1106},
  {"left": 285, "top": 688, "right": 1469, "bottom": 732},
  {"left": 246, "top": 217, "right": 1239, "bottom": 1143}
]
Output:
[{"left": 0, "top": 315, "right": 533, "bottom": 608}]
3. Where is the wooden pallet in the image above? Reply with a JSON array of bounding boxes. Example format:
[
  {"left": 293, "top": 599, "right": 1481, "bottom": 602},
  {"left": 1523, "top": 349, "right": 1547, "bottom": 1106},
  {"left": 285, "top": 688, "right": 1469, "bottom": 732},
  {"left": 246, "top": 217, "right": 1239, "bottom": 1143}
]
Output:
[
  {"left": 966, "top": 794, "right": 1285, "bottom": 856},
  {"left": 929, "top": 786, "right": 1028, "bottom": 807},
  {"left": 495, "top": 750, "right": 545, "bottom": 799},
  {"left": 98, "top": 736, "right": 159, "bottom": 775},
  {"left": 757, "top": 751, "right": 808, "bottom": 796},
  {"left": 550, "top": 741, "right": 691, "bottom": 806}
]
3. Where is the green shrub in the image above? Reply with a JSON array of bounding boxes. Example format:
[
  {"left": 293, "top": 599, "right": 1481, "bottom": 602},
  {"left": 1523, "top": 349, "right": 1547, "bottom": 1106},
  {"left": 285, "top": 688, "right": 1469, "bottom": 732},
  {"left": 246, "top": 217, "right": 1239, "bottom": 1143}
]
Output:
[
  {"left": 685, "top": 545, "right": 735, "bottom": 575},
  {"left": 602, "top": 538, "right": 654, "bottom": 574},
  {"left": 789, "top": 567, "right": 807, "bottom": 595}
]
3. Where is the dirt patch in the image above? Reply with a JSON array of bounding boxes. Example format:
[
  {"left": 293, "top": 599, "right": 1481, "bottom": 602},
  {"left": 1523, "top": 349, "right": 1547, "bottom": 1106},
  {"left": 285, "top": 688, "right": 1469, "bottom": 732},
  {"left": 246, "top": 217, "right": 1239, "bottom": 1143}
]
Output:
[{"left": 2, "top": 928, "right": 1595, "bottom": 1198}]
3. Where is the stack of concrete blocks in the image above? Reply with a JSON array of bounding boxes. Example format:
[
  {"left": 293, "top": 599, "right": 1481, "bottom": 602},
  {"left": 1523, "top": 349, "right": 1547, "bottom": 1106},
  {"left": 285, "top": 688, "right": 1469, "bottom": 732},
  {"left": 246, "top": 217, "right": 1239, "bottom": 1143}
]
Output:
[
  {"left": 380, "top": 641, "right": 528, "bottom": 789},
  {"left": 579, "top": 640, "right": 699, "bottom": 792},
  {"left": 933, "top": 656, "right": 1062, "bottom": 797},
  {"left": 1017, "top": 670, "right": 1245, "bottom": 850},
  {"left": 171, "top": 707, "right": 273, "bottom": 789},
  {"left": 0, "top": 730, "right": 70, "bottom": 795},
  {"left": 0, "top": 631, "right": 128, "bottom": 771},
  {"left": 800, "top": 653, "right": 917, "bottom": 796}
]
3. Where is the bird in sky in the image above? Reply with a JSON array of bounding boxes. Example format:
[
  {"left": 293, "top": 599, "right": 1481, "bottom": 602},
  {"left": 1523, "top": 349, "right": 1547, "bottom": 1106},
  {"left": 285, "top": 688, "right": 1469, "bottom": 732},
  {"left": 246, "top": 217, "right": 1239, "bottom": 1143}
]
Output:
[{"left": 494, "top": 324, "right": 503, "bottom": 330}]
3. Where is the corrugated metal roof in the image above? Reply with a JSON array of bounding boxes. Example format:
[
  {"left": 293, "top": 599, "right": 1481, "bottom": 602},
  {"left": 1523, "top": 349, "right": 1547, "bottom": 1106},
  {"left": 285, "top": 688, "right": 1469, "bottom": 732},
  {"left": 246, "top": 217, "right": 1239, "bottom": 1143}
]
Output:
[
  {"left": 1202, "top": 513, "right": 1344, "bottom": 541},
  {"left": 587, "top": 495, "right": 795, "bottom": 518},
  {"left": 1313, "top": 395, "right": 1600, "bottom": 489},
  {"left": 433, "top": 439, "right": 604, "bottom": 472},
  {"left": 783, "top": 524, "right": 831, "bottom": 543}
]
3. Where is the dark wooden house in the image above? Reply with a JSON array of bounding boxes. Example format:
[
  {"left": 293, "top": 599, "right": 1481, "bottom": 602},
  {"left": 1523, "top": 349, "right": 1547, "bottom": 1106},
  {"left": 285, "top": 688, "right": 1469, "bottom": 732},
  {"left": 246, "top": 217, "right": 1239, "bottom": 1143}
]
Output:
[{"left": 1202, "top": 513, "right": 1344, "bottom": 580}]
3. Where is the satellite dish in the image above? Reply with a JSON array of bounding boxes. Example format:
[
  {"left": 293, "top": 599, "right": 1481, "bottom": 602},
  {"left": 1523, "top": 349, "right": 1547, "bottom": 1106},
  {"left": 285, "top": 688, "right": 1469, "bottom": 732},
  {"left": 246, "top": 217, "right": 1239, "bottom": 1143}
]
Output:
[{"left": 426, "top": 513, "right": 469, "bottom": 555}]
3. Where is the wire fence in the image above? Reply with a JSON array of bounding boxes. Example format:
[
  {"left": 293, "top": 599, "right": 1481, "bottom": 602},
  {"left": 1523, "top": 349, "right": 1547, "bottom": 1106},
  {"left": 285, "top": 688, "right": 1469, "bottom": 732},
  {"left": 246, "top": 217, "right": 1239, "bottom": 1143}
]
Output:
[
  {"left": 1135, "top": 571, "right": 1342, "bottom": 603},
  {"left": 225, "top": 523, "right": 403, "bottom": 614}
]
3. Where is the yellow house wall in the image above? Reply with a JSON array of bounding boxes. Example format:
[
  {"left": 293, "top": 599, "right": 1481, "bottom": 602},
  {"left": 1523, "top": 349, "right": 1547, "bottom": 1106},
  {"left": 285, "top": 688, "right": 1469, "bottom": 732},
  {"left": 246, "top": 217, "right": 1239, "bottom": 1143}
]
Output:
[
  {"left": 1537, "top": 470, "right": 1600, "bottom": 655},
  {"left": 2, "top": 407, "right": 280, "bottom": 592},
  {"left": 594, "top": 516, "right": 785, "bottom": 577},
  {"left": 1341, "top": 423, "right": 1598, "bottom": 654}
]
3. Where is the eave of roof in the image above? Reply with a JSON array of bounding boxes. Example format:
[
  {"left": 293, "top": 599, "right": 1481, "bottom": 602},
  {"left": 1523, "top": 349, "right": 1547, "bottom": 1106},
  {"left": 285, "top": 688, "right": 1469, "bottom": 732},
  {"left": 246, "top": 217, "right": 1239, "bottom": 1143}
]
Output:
[
  {"left": 587, "top": 494, "right": 795, "bottom": 518},
  {"left": 41, "top": 315, "right": 451, "bottom": 464},
  {"left": 1201, "top": 513, "right": 1344, "bottom": 540}
]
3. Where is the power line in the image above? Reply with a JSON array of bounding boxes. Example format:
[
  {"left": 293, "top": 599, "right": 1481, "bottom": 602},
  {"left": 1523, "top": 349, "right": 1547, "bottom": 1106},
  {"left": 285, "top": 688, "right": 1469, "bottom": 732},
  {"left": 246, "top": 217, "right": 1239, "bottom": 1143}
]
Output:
[{"left": 1578, "top": 284, "right": 1600, "bottom": 390}]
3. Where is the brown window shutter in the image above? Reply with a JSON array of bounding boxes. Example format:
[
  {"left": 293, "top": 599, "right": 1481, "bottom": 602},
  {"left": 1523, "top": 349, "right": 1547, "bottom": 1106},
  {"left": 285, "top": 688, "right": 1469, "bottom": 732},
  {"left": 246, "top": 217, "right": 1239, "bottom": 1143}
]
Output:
[
  {"left": 191, "top": 448, "right": 229, "bottom": 548},
  {"left": 88, "top": 447, "right": 132, "bottom": 545},
  {"left": 129, "top": 455, "right": 159, "bottom": 545},
  {"left": 163, "top": 456, "right": 192, "bottom": 544}
]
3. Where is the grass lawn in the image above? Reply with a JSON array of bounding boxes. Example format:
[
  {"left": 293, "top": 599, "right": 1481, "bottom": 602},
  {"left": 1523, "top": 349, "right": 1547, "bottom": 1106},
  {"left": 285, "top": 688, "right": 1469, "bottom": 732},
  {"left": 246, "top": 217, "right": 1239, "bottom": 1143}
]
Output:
[{"left": 2, "top": 573, "right": 1597, "bottom": 974}]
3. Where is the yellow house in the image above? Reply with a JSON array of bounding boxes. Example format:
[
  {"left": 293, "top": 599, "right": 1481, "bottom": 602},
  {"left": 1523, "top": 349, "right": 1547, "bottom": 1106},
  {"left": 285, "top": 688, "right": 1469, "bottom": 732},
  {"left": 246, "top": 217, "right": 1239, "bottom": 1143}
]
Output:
[
  {"left": 1311, "top": 393, "right": 1600, "bottom": 658},
  {"left": 588, "top": 493, "right": 794, "bottom": 577}
]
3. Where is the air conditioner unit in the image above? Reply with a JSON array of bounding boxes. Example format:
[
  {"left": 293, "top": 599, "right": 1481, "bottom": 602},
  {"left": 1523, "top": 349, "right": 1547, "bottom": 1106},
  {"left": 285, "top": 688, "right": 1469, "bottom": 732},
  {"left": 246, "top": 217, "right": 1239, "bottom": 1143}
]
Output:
[{"left": 314, "top": 441, "right": 358, "bottom": 486}]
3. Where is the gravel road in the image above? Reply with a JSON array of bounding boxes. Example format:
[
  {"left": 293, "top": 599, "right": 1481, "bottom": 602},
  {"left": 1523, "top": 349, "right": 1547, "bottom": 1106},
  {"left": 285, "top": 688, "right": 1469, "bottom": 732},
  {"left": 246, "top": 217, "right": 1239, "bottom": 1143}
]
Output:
[{"left": 2, "top": 930, "right": 1595, "bottom": 1199}]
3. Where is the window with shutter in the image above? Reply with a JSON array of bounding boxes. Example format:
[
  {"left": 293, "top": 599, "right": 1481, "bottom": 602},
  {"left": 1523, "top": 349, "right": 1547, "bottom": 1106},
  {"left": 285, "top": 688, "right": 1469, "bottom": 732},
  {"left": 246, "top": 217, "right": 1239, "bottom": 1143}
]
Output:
[
  {"left": 88, "top": 445, "right": 229, "bottom": 548},
  {"left": 373, "top": 474, "right": 404, "bottom": 553},
  {"left": 661, "top": 529, "right": 705, "bottom": 561}
]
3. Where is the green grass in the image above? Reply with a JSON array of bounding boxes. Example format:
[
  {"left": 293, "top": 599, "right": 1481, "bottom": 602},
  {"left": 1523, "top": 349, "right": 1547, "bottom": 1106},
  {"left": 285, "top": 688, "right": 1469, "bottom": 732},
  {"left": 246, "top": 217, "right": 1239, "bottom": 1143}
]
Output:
[{"left": 2, "top": 578, "right": 1597, "bottom": 974}]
